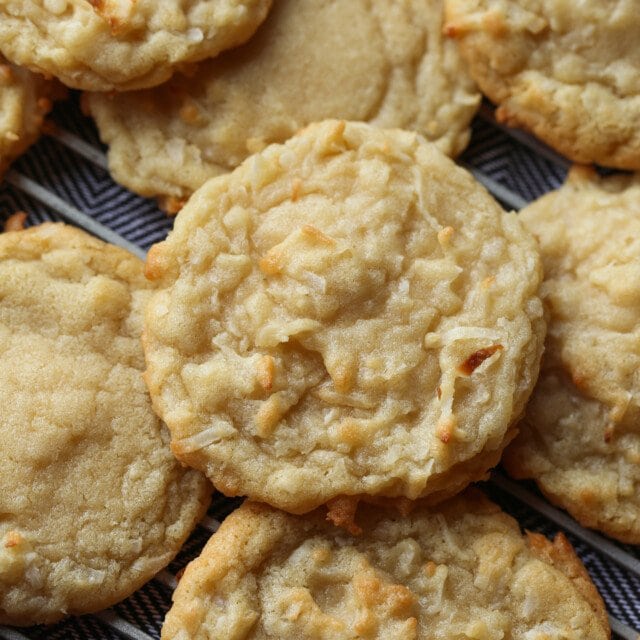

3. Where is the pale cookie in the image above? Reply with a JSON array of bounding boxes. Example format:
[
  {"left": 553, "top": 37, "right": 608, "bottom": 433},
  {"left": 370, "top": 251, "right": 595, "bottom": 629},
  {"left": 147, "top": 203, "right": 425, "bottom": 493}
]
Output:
[
  {"left": 0, "top": 0, "right": 272, "bottom": 91},
  {"left": 86, "top": 0, "right": 481, "bottom": 207},
  {"left": 0, "top": 223, "right": 211, "bottom": 625},
  {"left": 142, "top": 120, "right": 545, "bottom": 514},
  {"left": 444, "top": 0, "right": 640, "bottom": 169},
  {"left": 161, "top": 492, "right": 610, "bottom": 640},
  {"left": 504, "top": 166, "right": 640, "bottom": 544},
  {"left": 0, "top": 57, "right": 64, "bottom": 176}
]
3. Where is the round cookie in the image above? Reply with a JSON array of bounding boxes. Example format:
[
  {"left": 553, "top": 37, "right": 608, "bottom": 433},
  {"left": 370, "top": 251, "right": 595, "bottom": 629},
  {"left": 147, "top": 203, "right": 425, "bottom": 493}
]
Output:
[
  {"left": 161, "top": 492, "right": 610, "bottom": 639},
  {"left": 504, "top": 166, "right": 640, "bottom": 544},
  {"left": 0, "top": 0, "right": 272, "bottom": 91},
  {"left": 142, "top": 120, "right": 545, "bottom": 514},
  {"left": 0, "top": 223, "right": 211, "bottom": 625},
  {"left": 86, "top": 0, "right": 481, "bottom": 208},
  {"left": 444, "top": 0, "right": 640, "bottom": 169},
  {"left": 0, "top": 57, "right": 64, "bottom": 177}
]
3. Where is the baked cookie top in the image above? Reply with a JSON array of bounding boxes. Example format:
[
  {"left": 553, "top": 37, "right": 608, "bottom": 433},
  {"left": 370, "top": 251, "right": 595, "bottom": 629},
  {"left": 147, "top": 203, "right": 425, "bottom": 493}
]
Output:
[
  {"left": 86, "top": 0, "right": 480, "bottom": 205},
  {"left": 0, "top": 57, "right": 64, "bottom": 176},
  {"left": 504, "top": 167, "right": 640, "bottom": 544},
  {"left": 444, "top": 0, "right": 640, "bottom": 169},
  {"left": 0, "top": 223, "right": 211, "bottom": 625},
  {"left": 0, "top": 0, "right": 272, "bottom": 91},
  {"left": 161, "top": 492, "right": 610, "bottom": 640},
  {"left": 143, "top": 120, "right": 545, "bottom": 514}
]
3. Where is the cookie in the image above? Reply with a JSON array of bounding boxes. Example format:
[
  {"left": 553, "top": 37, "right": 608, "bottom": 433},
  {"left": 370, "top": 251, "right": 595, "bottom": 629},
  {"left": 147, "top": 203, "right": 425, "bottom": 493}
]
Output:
[
  {"left": 0, "top": 223, "right": 211, "bottom": 625},
  {"left": 504, "top": 166, "right": 640, "bottom": 544},
  {"left": 86, "top": 0, "right": 481, "bottom": 207},
  {"left": 0, "top": 58, "right": 64, "bottom": 177},
  {"left": 142, "top": 120, "right": 545, "bottom": 515},
  {"left": 444, "top": 0, "right": 640, "bottom": 169},
  {"left": 2, "top": 211, "right": 27, "bottom": 232},
  {"left": 161, "top": 492, "right": 610, "bottom": 639},
  {"left": 0, "top": 0, "right": 272, "bottom": 91}
]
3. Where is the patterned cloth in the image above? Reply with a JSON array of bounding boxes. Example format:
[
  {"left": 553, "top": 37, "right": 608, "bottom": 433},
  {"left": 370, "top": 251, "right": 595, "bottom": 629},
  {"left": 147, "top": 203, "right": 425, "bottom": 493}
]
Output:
[{"left": 0, "top": 95, "right": 638, "bottom": 640}]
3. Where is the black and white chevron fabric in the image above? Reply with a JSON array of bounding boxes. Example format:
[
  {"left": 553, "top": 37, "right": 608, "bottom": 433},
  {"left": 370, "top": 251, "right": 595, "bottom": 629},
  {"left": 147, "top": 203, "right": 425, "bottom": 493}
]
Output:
[{"left": 0, "top": 94, "right": 638, "bottom": 640}]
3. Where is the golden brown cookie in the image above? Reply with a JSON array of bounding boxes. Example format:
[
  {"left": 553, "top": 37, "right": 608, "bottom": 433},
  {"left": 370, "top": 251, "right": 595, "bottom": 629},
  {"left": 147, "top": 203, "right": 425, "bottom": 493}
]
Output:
[
  {"left": 0, "top": 0, "right": 272, "bottom": 91},
  {"left": 161, "top": 492, "right": 610, "bottom": 639},
  {"left": 2, "top": 211, "right": 27, "bottom": 231},
  {"left": 504, "top": 166, "right": 640, "bottom": 544},
  {"left": 0, "top": 223, "right": 211, "bottom": 625},
  {"left": 142, "top": 120, "right": 545, "bottom": 515},
  {"left": 0, "top": 57, "right": 64, "bottom": 176},
  {"left": 86, "top": 0, "right": 480, "bottom": 206},
  {"left": 445, "top": 0, "right": 640, "bottom": 169}
]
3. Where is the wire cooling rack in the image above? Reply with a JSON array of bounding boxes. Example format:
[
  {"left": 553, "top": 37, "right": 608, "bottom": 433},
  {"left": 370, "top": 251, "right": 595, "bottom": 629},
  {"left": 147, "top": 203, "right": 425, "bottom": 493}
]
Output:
[{"left": 0, "top": 95, "right": 638, "bottom": 640}]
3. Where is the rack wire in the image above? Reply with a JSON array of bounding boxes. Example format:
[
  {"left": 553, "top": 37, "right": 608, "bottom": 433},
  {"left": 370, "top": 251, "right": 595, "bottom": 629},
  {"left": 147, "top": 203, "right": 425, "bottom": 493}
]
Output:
[{"left": 0, "top": 100, "right": 638, "bottom": 640}]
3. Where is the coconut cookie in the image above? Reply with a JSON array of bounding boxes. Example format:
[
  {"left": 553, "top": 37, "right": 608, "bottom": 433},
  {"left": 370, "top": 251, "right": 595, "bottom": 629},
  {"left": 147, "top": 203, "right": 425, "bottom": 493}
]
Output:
[
  {"left": 142, "top": 120, "right": 545, "bottom": 515},
  {"left": 86, "top": 0, "right": 480, "bottom": 208},
  {"left": 0, "top": 223, "right": 211, "bottom": 625},
  {"left": 0, "top": 0, "right": 272, "bottom": 91},
  {"left": 444, "top": 0, "right": 640, "bottom": 169},
  {"left": 161, "top": 492, "right": 609, "bottom": 640},
  {"left": 504, "top": 167, "right": 640, "bottom": 544},
  {"left": 0, "top": 57, "right": 64, "bottom": 176}
]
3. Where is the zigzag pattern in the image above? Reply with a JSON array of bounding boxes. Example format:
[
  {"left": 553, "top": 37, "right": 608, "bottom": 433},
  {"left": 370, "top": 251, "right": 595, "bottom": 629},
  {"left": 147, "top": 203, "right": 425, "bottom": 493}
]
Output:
[
  {"left": 461, "top": 117, "right": 568, "bottom": 204},
  {"left": 11, "top": 134, "right": 172, "bottom": 251},
  {"left": 0, "top": 187, "right": 55, "bottom": 224},
  {"left": 114, "top": 587, "right": 170, "bottom": 638},
  {"left": 594, "top": 560, "right": 640, "bottom": 625},
  {"left": 0, "top": 98, "right": 638, "bottom": 640},
  {"left": 32, "top": 613, "right": 113, "bottom": 640}
]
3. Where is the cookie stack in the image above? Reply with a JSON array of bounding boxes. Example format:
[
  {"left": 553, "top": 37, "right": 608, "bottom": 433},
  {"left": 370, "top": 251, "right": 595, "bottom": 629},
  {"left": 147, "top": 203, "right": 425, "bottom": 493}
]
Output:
[
  {"left": 139, "top": 119, "right": 608, "bottom": 639},
  {"left": 2, "top": 0, "right": 639, "bottom": 637}
]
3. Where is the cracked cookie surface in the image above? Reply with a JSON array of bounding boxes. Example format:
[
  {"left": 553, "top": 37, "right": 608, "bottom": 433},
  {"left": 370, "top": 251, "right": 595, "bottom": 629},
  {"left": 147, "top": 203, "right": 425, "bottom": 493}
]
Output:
[
  {"left": 161, "top": 492, "right": 609, "bottom": 640},
  {"left": 0, "top": 223, "right": 211, "bottom": 625},
  {"left": 142, "top": 120, "right": 544, "bottom": 513},
  {"left": 0, "top": 0, "right": 272, "bottom": 91},
  {"left": 505, "top": 167, "right": 640, "bottom": 544},
  {"left": 444, "top": 0, "right": 640, "bottom": 169},
  {"left": 87, "top": 0, "right": 480, "bottom": 205}
]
